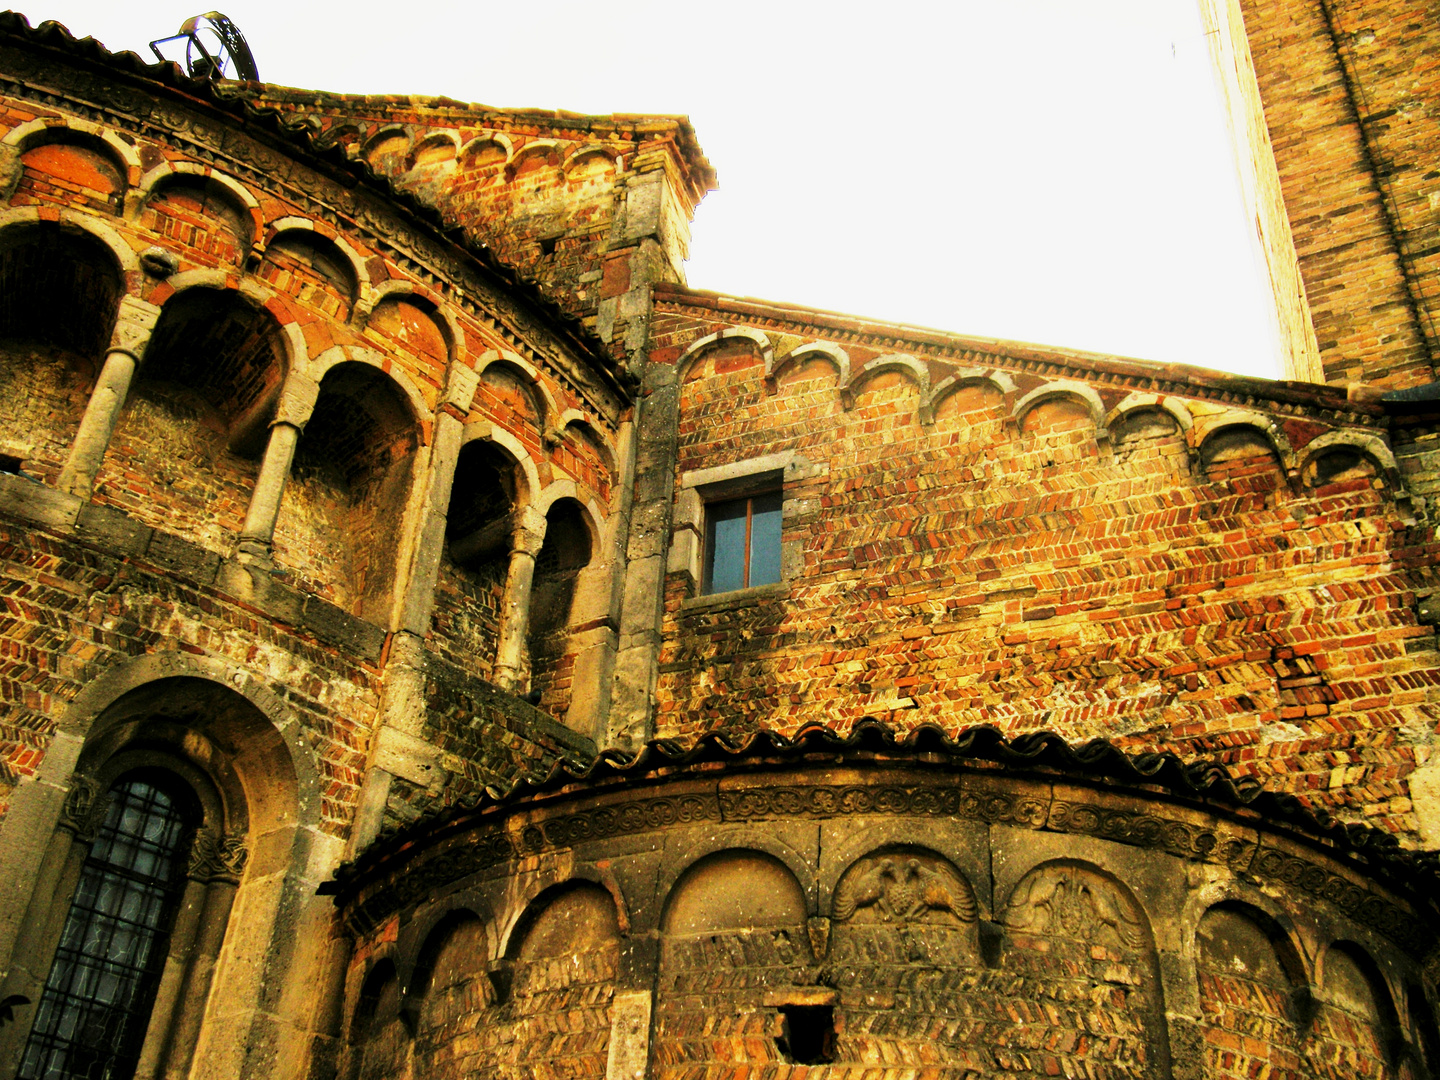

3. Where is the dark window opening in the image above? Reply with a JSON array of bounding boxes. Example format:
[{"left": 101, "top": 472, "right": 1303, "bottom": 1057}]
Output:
[
  {"left": 18, "top": 775, "right": 196, "bottom": 1080},
  {"left": 777, "top": 1004, "right": 835, "bottom": 1065},
  {"left": 704, "top": 490, "right": 781, "bottom": 594},
  {"left": 0, "top": 453, "right": 23, "bottom": 475}
]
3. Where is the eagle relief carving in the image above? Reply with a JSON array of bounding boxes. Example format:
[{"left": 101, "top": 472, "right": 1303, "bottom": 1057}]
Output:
[
  {"left": 832, "top": 852, "right": 977, "bottom": 924},
  {"left": 1002, "top": 863, "right": 1149, "bottom": 951}
]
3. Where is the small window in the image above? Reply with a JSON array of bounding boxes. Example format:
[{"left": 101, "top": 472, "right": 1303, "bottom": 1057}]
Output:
[{"left": 704, "top": 490, "right": 782, "bottom": 594}]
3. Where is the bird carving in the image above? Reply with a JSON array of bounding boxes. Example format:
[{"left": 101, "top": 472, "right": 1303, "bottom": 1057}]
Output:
[
  {"left": 832, "top": 857, "right": 901, "bottom": 921},
  {"left": 903, "top": 859, "right": 978, "bottom": 923},
  {"left": 833, "top": 855, "right": 976, "bottom": 924}
]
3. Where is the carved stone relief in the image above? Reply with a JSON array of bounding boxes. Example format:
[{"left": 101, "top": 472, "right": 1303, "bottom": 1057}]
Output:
[
  {"left": 187, "top": 826, "right": 250, "bottom": 883},
  {"left": 1002, "top": 861, "right": 1150, "bottom": 952},
  {"left": 831, "top": 850, "right": 977, "bottom": 925},
  {"left": 57, "top": 774, "right": 108, "bottom": 842}
]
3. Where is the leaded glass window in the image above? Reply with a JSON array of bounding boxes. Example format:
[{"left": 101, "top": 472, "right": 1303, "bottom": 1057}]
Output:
[{"left": 18, "top": 776, "right": 195, "bottom": 1080}]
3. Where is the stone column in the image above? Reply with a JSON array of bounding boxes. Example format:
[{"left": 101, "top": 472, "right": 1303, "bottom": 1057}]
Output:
[
  {"left": 492, "top": 506, "right": 548, "bottom": 692},
  {"left": 346, "top": 364, "right": 479, "bottom": 859},
  {"left": 58, "top": 295, "right": 161, "bottom": 499},
  {"left": 394, "top": 363, "right": 479, "bottom": 636},
  {"left": 236, "top": 372, "right": 319, "bottom": 563}
]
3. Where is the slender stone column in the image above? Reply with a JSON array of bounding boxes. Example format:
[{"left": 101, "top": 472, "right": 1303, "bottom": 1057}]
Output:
[
  {"left": 58, "top": 296, "right": 161, "bottom": 499},
  {"left": 236, "top": 421, "right": 301, "bottom": 559},
  {"left": 492, "top": 506, "right": 548, "bottom": 692},
  {"left": 235, "top": 371, "right": 319, "bottom": 562}
]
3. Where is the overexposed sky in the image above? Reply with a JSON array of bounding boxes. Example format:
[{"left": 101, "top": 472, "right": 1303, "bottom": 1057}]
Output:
[{"left": 17, "top": 0, "right": 1281, "bottom": 378}]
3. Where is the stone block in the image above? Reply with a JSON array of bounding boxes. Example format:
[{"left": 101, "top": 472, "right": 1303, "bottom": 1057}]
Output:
[
  {"left": 76, "top": 503, "right": 152, "bottom": 556},
  {"left": 146, "top": 530, "right": 220, "bottom": 584},
  {"left": 0, "top": 473, "right": 81, "bottom": 528},
  {"left": 302, "top": 596, "right": 386, "bottom": 660}
]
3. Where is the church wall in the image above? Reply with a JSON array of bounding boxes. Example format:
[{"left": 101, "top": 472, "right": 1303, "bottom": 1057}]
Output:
[
  {"left": 648, "top": 297, "right": 1440, "bottom": 842},
  {"left": 1239, "top": 0, "right": 1440, "bottom": 388},
  {"left": 333, "top": 762, "right": 1440, "bottom": 1080}
]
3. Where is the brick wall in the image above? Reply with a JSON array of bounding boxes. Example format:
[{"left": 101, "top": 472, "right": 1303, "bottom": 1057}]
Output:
[
  {"left": 0, "top": 345, "right": 88, "bottom": 485},
  {"left": 650, "top": 300, "right": 1440, "bottom": 838},
  {"left": 1241, "top": 0, "right": 1440, "bottom": 388}
]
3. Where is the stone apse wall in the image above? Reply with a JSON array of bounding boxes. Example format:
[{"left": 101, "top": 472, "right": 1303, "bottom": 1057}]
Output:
[{"left": 331, "top": 741, "right": 1440, "bottom": 1080}]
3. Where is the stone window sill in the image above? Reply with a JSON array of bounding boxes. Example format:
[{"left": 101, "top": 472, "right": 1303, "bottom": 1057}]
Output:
[{"left": 681, "top": 581, "right": 789, "bottom": 612}]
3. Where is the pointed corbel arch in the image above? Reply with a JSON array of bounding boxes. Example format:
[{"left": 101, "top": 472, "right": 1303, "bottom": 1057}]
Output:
[
  {"left": 506, "top": 139, "right": 562, "bottom": 180},
  {"left": 460, "top": 421, "right": 541, "bottom": 507},
  {"left": 358, "top": 280, "right": 463, "bottom": 364},
  {"left": 305, "top": 344, "right": 434, "bottom": 442},
  {"left": 554, "top": 408, "right": 617, "bottom": 471},
  {"left": 3, "top": 116, "right": 143, "bottom": 192},
  {"left": 133, "top": 161, "right": 263, "bottom": 256},
  {"left": 562, "top": 143, "right": 620, "bottom": 176},
  {"left": 920, "top": 368, "right": 1018, "bottom": 425},
  {"left": 766, "top": 341, "right": 849, "bottom": 394},
  {"left": 1298, "top": 428, "right": 1410, "bottom": 518},
  {"left": 475, "top": 348, "right": 561, "bottom": 445},
  {"left": 676, "top": 327, "right": 774, "bottom": 383},
  {"left": 1012, "top": 379, "right": 1110, "bottom": 445},
  {"left": 841, "top": 353, "right": 930, "bottom": 410},
  {"left": 1194, "top": 409, "right": 1296, "bottom": 483},
  {"left": 406, "top": 131, "right": 461, "bottom": 171}
]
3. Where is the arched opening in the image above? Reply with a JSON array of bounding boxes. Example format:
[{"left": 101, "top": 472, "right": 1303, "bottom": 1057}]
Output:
[
  {"left": 0, "top": 222, "right": 122, "bottom": 484},
  {"left": 139, "top": 174, "right": 254, "bottom": 264},
  {"left": 259, "top": 232, "right": 358, "bottom": 320},
  {"left": 16, "top": 771, "right": 200, "bottom": 1080},
  {"left": 347, "top": 959, "right": 406, "bottom": 1080},
  {"left": 428, "top": 439, "right": 522, "bottom": 677},
  {"left": 407, "top": 911, "right": 488, "bottom": 1039},
  {"left": 275, "top": 362, "right": 419, "bottom": 623},
  {"left": 999, "top": 861, "right": 1168, "bottom": 1079},
  {"left": 1196, "top": 903, "right": 1307, "bottom": 1080},
  {"left": 0, "top": 674, "right": 305, "bottom": 1080},
  {"left": 657, "top": 851, "right": 807, "bottom": 1077},
  {"left": 95, "top": 287, "right": 286, "bottom": 551},
  {"left": 527, "top": 498, "right": 593, "bottom": 714},
  {"left": 1312, "top": 942, "right": 1400, "bottom": 1078},
  {"left": 500, "top": 883, "right": 619, "bottom": 1076}
]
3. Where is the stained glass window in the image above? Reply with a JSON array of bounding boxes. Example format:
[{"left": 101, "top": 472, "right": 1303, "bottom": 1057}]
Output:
[{"left": 18, "top": 776, "right": 195, "bottom": 1080}]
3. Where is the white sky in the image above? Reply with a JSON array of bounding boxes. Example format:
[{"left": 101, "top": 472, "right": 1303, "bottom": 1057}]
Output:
[{"left": 20, "top": 0, "right": 1281, "bottom": 378}]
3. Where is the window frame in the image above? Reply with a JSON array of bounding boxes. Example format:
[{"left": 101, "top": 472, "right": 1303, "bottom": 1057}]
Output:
[
  {"left": 671, "top": 450, "right": 819, "bottom": 605},
  {"left": 702, "top": 487, "right": 783, "bottom": 596}
]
